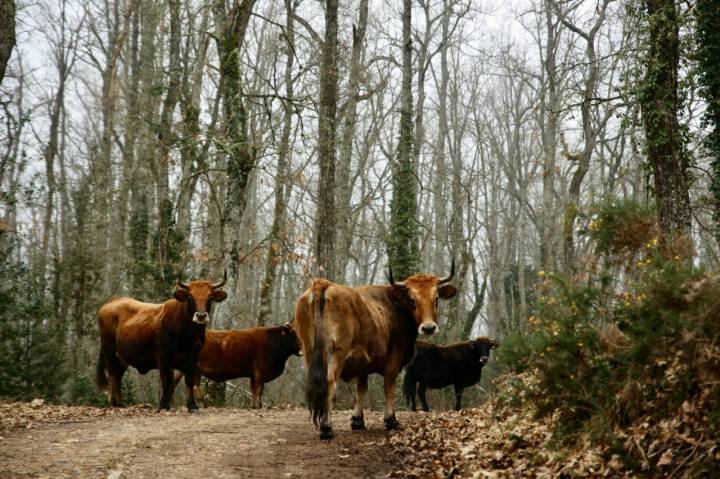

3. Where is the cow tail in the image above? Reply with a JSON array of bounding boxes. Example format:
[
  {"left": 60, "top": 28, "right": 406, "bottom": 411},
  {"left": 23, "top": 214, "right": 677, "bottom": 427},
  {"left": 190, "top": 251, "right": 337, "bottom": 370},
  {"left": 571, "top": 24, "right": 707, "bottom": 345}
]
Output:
[
  {"left": 307, "top": 281, "right": 329, "bottom": 427},
  {"left": 403, "top": 365, "right": 417, "bottom": 406},
  {"left": 95, "top": 346, "right": 108, "bottom": 391}
]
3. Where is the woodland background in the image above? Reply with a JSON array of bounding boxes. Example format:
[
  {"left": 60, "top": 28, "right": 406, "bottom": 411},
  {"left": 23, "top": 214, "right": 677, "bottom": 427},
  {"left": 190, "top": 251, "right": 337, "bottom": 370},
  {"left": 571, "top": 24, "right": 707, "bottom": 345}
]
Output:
[{"left": 0, "top": 0, "right": 718, "bottom": 414}]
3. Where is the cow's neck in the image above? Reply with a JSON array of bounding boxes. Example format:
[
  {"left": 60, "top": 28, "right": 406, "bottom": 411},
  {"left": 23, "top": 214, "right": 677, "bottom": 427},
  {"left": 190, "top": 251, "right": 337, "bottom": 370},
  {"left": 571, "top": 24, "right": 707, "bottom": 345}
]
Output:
[
  {"left": 386, "top": 294, "right": 419, "bottom": 366},
  {"left": 166, "top": 299, "right": 198, "bottom": 331}
]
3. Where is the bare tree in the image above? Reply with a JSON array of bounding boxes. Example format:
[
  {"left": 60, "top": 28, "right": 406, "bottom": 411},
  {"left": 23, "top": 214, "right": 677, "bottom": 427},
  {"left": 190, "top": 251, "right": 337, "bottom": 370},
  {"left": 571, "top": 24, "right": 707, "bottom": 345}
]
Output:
[{"left": 0, "top": 0, "right": 14, "bottom": 85}]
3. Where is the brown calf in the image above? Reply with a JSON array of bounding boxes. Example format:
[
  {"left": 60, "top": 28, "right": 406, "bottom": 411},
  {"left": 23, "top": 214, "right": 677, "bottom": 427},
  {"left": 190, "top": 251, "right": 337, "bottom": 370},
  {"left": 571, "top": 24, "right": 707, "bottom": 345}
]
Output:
[
  {"left": 96, "top": 272, "right": 227, "bottom": 410},
  {"left": 173, "top": 324, "right": 301, "bottom": 408},
  {"left": 294, "top": 260, "right": 457, "bottom": 439}
]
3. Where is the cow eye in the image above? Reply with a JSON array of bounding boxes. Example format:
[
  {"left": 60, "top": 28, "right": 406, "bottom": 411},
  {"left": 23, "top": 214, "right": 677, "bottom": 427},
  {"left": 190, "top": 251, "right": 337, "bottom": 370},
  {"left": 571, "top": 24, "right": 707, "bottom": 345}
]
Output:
[{"left": 409, "top": 298, "right": 416, "bottom": 306}]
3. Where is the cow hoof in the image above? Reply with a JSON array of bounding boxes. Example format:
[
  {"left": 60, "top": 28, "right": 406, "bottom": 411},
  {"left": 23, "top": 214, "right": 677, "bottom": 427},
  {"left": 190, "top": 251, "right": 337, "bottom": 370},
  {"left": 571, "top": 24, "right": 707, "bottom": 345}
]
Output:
[
  {"left": 350, "top": 415, "right": 366, "bottom": 430},
  {"left": 384, "top": 415, "right": 401, "bottom": 430},
  {"left": 158, "top": 404, "right": 171, "bottom": 412},
  {"left": 319, "top": 424, "right": 334, "bottom": 440},
  {"left": 187, "top": 404, "right": 199, "bottom": 412}
]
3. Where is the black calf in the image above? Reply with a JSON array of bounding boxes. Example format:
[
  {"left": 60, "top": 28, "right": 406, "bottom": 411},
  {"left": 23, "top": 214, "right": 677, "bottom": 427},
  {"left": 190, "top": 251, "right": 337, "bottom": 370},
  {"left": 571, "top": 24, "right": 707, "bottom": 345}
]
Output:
[{"left": 403, "top": 337, "right": 498, "bottom": 411}]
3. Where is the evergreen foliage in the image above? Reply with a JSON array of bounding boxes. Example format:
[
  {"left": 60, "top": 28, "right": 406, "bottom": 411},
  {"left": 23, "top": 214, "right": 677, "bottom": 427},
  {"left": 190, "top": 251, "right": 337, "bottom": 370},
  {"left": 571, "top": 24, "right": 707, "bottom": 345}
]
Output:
[{"left": 0, "top": 242, "right": 65, "bottom": 400}]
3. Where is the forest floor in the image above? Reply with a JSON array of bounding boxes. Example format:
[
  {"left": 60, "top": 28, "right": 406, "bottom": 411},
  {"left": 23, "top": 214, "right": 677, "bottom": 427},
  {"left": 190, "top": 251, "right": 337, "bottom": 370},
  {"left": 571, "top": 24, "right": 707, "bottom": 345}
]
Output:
[
  {"left": 0, "top": 401, "right": 403, "bottom": 478},
  {"left": 0, "top": 398, "right": 655, "bottom": 478}
]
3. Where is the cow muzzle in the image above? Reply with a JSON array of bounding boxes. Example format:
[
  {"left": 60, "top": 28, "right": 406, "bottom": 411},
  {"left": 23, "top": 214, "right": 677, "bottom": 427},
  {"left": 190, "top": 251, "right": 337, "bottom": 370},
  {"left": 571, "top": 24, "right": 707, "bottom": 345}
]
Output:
[
  {"left": 193, "top": 312, "right": 209, "bottom": 324},
  {"left": 419, "top": 322, "right": 437, "bottom": 336},
  {"left": 480, "top": 356, "right": 489, "bottom": 364}
]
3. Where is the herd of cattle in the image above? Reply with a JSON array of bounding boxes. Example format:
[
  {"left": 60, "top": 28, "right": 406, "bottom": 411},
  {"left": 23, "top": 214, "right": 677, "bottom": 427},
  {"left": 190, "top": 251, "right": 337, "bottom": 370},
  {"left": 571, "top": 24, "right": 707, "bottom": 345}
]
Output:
[{"left": 95, "top": 262, "right": 498, "bottom": 440}]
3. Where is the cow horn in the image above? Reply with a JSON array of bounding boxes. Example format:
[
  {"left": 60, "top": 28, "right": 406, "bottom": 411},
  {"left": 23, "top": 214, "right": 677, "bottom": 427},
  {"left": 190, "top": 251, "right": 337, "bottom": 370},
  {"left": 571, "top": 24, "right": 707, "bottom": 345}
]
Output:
[
  {"left": 438, "top": 256, "right": 456, "bottom": 284},
  {"left": 177, "top": 275, "right": 190, "bottom": 290},
  {"left": 211, "top": 269, "right": 227, "bottom": 289},
  {"left": 387, "top": 265, "right": 396, "bottom": 286}
]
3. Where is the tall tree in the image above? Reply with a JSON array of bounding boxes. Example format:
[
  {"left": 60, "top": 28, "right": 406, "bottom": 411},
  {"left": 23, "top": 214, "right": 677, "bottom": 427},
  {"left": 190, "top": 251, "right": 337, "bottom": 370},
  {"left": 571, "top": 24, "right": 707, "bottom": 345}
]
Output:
[
  {"left": 538, "top": 0, "right": 561, "bottom": 273},
  {"left": 335, "top": 0, "right": 369, "bottom": 282},
  {"left": 639, "top": 0, "right": 692, "bottom": 252},
  {"left": 257, "top": 0, "right": 296, "bottom": 325},
  {"left": 153, "top": 0, "right": 183, "bottom": 291},
  {"left": 696, "top": 0, "right": 720, "bottom": 244},
  {"left": 553, "top": 0, "right": 614, "bottom": 273},
  {"left": 0, "top": 0, "right": 14, "bottom": 85},
  {"left": 388, "top": 0, "right": 419, "bottom": 280},
  {"left": 213, "top": 0, "right": 257, "bottom": 277},
  {"left": 315, "top": 0, "right": 339, "bottom": 280}
]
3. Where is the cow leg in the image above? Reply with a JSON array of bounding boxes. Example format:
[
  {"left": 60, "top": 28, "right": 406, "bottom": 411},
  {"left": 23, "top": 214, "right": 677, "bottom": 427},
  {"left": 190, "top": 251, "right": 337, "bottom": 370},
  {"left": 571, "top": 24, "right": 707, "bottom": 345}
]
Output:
[
  {"left": 251, "top": 376, "right": 264, "bottom": 409},
  {"left": 105, "top": 353, "right": 126, "bottom": 407},
  {"left": 418, "top": 383, "right": 430, "bottom": 412},
  {"left": 383, "top": 369, "right": 401, "bottom": 430},
  {"left": 109, "top": 363, "right": 127, "bottom": 407},
  {"left": 158, "top": 364, "right": 174, "bottom": 411},
  {"left": 454, "top": 385, "right": 464, "bottom": 411},
  {"left": 183, "top": 368, "right": 199, "bottom": 411},
  {"left": 351, "top": 375, "right": 368, "bottom": 430},
  {"left": 173, "top": 370, "right": 184, "bottom": 394},
  {"left": 320, "top": 353, "right": 344, "bottom": 440},
  {"left": 193, "top": 371, "right": 203, "bottom": 407}
]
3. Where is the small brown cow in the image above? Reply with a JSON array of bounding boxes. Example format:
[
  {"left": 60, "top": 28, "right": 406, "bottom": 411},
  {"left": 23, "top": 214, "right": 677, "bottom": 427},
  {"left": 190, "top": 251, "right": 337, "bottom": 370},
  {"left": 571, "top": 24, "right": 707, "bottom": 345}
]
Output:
[
  {"left": 294, "top": 260, "right": 457, "bottom": 439},
  {"left": 173, "top": 324, "right": 301, "bottom": 408},
  {"left": 96, "top": 272, "right": 227, "bottom": 411}
]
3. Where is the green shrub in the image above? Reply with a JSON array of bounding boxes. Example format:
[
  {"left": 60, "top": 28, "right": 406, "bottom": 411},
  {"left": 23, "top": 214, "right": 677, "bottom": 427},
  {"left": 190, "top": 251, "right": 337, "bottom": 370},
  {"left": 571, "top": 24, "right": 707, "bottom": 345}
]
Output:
[{"left": 584, "top": 199, "right": 657, "bottom": 260}]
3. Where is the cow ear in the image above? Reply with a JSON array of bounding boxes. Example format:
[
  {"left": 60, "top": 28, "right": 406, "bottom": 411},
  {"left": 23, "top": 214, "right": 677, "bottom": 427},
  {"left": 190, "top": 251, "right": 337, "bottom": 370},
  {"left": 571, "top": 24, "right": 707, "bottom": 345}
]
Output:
[
  {"left": 389, "top": 285, "right": 409, "bottom": 304},
  {"left": 437, "top": 284, "right": 457, "bottom": 299},
  {"left": 212, "top": 290, "right": 227, "bottom": 302},
  {"left": 174, "top": 289, "right": 188, "bottom": 302}
]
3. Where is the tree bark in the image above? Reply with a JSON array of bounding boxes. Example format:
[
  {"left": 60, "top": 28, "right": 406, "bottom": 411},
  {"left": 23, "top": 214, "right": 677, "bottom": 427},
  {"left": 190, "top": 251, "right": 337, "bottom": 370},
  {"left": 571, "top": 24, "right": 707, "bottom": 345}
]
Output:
[
  {"left": 0, "top": 0, "right": 14, "bottom": 86},
  {"left": 387, "top": 0, "right": 419, "bottom": 280},
  {"left": 314, "top": 0, "right": 339, "bottom": 280},
  {"left": 257, "top": 0, "right": 296, "bottom": 326},
  {"left": 696, "top": 0, "right": 720, "bottom": 245},
  {"left": 539, "top": 0, "right": 560, "bottom": 273},
  {"left": 214, "top": 0, "right": 257, "bottom": 278},
  {"left": 640, "top": 0, "right": 692, "bottom": 255},
  {"left": 335, "top": 0, "right": 369, "bottom": 282}
]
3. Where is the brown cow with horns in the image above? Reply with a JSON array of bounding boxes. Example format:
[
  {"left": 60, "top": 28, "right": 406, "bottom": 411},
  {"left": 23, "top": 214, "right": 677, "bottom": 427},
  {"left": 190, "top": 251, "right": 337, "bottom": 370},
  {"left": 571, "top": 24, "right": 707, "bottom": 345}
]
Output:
[
  {"left": 294, "top": 260, "right": 457, "bottom": 439},
  {"left": 96, "top": 271, "right": 227, "bottom": 411}
]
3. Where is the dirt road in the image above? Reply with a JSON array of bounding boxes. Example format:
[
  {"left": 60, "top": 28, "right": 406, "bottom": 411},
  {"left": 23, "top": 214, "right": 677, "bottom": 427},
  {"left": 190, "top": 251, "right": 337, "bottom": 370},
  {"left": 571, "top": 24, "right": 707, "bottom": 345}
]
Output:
[{"left": 0, "top": 404, "right": 405, "bottom": 478}]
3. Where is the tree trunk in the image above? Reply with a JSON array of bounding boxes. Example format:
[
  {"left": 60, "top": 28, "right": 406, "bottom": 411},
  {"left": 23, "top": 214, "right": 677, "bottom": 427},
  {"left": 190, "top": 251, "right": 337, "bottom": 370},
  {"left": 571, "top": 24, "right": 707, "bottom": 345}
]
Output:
[
  {"left": 640, "top": 0, "right": 692, "bottom": 256},
  {"left": 335, "top": 0, "right": 369, "bottom": 282},
  {"left": 462, "top": 276, "right": 486, "bottom": 340},
  {"left": 257, "top": 0, "right": 296, "bottom": 326},
  {"left": 0, "top": 0, "right": 14, "bottom": 85},
  {"left": 539, "top": 0, "right": 560, "bottom": 273},
  {"left": 387, "top": 0, "right": 419, "bottom": 280},
  {"left": 154, "top": 0, "right": 182, "bottom": 291},
  {"left": 315, "top": 0, "right": 339, "bottom": 280},
  {"left": 214, "top": 0, "right": 257, "bottom": 278},
  {"left": 696, "top": 0, "right": 720, "bottom": 245},
  {"left": 556, "top": 0, "right": 611, "bottom": 274}
]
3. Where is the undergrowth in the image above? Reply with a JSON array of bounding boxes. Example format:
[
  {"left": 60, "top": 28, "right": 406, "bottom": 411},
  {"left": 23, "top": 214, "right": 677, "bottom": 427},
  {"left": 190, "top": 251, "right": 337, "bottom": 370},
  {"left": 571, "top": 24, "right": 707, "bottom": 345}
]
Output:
[{"left": 495, "top": 203, "right": 720, "bottom": 476}]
